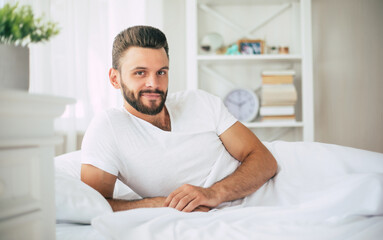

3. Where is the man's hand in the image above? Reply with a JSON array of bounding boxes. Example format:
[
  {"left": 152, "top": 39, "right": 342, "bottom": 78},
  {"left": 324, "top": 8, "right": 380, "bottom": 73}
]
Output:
[
  {"left": 193, "top": 206, "right": 211, "bottom": 212},
  {"left": 163, "top": 184, "right": 221, "bottom": 212}
]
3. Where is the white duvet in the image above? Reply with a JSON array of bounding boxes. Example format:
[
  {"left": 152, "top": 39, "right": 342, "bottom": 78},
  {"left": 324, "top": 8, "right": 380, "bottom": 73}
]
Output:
[{"left": 89, "top": 141, "right": 383, "bottom": 240}]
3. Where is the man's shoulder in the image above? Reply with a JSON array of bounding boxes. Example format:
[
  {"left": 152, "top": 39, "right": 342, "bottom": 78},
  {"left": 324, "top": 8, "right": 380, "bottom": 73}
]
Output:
[{"left": 166, "top": 90, "right": 223, "bottom": 120}]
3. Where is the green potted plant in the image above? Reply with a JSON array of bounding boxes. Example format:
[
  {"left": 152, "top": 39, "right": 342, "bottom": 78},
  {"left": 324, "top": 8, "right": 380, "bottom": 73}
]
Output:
[{"left": 0, "top": 2, "right": 60, "bottom": 91}]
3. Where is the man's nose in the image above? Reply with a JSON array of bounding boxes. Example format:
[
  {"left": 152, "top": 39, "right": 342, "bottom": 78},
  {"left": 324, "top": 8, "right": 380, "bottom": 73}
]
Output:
[{"left": 145, "top": 74, "right": 159, "bottom": 88}]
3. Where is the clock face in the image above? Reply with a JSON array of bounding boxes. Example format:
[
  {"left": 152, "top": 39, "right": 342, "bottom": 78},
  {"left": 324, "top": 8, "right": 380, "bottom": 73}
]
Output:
[{"left": 224, "top": 89, "right": 259, "bottom": 122}]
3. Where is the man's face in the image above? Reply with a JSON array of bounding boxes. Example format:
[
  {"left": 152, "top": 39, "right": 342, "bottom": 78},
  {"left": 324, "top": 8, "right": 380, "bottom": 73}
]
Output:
[{"left": 117, "top": 47, "right": 169, "bottom": 115}]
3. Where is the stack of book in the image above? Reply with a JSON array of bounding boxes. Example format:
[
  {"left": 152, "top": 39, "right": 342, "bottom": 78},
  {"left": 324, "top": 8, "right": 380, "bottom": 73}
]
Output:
[{"left": 260, "top": 70, "right": 297, "bottom": 122}]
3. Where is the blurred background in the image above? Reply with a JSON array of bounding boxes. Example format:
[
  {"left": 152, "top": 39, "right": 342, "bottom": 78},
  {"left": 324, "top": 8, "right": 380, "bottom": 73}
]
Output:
[{"left": 1, "top": 0, "right": 382, "bottom": 154}]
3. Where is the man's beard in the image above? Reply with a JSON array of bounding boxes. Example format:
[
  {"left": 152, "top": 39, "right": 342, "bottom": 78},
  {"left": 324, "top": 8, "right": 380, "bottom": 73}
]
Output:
[{"left": 121, "top": 82, "right": 168, "bottom": 115}]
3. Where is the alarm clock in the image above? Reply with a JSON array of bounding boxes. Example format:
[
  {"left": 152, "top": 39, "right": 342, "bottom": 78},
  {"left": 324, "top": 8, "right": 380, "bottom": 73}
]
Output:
[{"left": 224, "top": 88, "right": 259, "bottom": 122}]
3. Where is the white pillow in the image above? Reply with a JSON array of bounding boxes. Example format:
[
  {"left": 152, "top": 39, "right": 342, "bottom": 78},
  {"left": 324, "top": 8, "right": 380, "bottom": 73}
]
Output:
[
  {"left": 55, "top": 172, "right": 112, "bottom": 224},
  {"left": 55, "top": 150, "right": 82, "bottom": 178},
  {"left": 54, "top": 150, "right": 142, "bottom": 224}
]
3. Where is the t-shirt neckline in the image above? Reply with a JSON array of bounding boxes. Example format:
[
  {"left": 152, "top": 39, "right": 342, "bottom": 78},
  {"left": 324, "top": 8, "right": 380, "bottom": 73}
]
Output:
[{"left": 120, "top": 103, "right": 174, "bottom": 133}]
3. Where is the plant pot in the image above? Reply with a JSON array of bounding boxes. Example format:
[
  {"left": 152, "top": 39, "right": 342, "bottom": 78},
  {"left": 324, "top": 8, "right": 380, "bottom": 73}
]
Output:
[{"left": 0, "top": 44, "right": 29, "bottom": 91}]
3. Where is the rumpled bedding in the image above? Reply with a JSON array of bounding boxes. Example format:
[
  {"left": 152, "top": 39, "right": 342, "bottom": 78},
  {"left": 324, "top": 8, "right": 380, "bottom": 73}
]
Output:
[{"left": 91, "top": 141, "right": 383, "bottom": 240}]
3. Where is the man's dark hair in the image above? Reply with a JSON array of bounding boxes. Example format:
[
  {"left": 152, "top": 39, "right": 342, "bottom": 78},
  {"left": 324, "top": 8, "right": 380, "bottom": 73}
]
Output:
[{"left": 112, "top": 25, "right": 169, "bottom": 70}]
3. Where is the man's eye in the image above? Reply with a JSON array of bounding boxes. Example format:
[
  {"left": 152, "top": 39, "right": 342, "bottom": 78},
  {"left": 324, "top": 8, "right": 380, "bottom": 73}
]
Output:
[
  {"left": 158, "top": 71, "right": 166, "bottom": 75},
  {"left": 135, "top": 71, "right": 145, "bottom": 76}
]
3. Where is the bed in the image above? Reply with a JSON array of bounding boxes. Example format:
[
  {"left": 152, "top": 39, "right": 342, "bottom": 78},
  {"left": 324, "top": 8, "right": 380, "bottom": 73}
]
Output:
[{"left": 54, "top": 141, "right": 383, "bottom": 240}]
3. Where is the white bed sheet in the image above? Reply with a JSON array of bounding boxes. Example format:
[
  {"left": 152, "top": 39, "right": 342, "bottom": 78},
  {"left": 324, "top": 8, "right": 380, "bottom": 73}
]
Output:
[
  {"left": 90, "top": 141, "right": 383, "bottom": 240},
  {"left": 93, "top": 209, "right": 383, "bottom": 240},
  {"left": 56, "top": 223, "right": 107, "bottom": 240}
]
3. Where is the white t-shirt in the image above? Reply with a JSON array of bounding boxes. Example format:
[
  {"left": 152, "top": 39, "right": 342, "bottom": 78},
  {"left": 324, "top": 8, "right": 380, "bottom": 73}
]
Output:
[{"left": 81, "top": 90, "right": 239, "bottom": 198}]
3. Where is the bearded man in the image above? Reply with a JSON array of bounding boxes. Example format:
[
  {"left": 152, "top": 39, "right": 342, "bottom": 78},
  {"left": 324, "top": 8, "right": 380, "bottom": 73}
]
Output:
[{"left": 81, "top": 25, "right": 277, "bottom": 212}]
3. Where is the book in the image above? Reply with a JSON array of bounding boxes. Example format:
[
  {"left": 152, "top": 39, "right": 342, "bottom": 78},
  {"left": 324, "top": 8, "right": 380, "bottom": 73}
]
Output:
[
  {"left": 261, "top": 84, "right": 298, "bottom": 105},
  {"left": 261, "top": 115, "right": 296, "bottom": 122},
  {"left": 261, "top": 101, "right": 297, "bottom": 106},
  {"left": 260, "top": 106, "right": 295, "bottom": 116},
  {"left": 261, "top": 69, "right": 296, "bottom": 76},
  {"left": 262, "top": 75, "right": 294, "bottom": 84}
]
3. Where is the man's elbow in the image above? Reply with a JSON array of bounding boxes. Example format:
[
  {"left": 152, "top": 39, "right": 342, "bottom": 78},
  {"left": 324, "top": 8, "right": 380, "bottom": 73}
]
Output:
[{"left": 267, "top": 155, "right": 278, "bottom": 179}]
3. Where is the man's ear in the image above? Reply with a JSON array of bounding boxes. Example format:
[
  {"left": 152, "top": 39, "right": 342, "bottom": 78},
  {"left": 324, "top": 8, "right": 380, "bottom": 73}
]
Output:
[{"left": 109, "top": 68, "right": 121, "bottom": 89}]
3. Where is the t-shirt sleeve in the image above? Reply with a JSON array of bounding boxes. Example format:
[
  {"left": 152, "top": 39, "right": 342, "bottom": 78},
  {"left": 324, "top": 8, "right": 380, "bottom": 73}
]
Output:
[
  {"left": 198, "top": 90, "right": 238, "bottom": 136},
  {"left": 81, "top": 111, "right": 120, "bottom": 176}
]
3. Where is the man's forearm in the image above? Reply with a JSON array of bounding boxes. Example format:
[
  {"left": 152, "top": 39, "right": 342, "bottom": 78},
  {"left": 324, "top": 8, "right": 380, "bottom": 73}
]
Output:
[
  {"left": 209, "top": 122, "right": 278, "bottom": 206},
  {"left": 106, "top": 197, "right": 166, "bottom": 212},
  {"left": 209, "top": 150, "right": 277, "bottom": 204}
]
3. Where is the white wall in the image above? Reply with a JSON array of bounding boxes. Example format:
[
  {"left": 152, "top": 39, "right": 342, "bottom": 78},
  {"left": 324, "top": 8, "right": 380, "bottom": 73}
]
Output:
[
  {"left": 312, "top": 0, "right": 383, "bottom": 153},
  {"left": 162, "top": 0, "right": 187, "bottom": 93}
]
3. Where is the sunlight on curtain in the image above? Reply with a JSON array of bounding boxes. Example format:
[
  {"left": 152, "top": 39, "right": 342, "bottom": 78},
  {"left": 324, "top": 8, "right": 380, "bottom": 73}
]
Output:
[{"left": 29, "top": 0, "right": 147, "bottom": 152}]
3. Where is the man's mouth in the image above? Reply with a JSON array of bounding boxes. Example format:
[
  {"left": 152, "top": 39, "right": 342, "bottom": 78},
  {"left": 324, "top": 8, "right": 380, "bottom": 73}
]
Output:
[
  {"left": 140, "top": 90, "right": 164, "bottom": 100},
  {"left": 142, "top": 93, "right": 160, "bottom": 99}
]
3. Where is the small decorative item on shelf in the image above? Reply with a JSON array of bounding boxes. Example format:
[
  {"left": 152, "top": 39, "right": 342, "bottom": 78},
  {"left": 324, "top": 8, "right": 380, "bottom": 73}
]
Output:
[
  {"left": 225, "top": 43, "right": 241, "bottom": 55},
  {"left": 278, "top": 46, "right": 289, "bottom": 54},
  {"left": 200, "top": 32, "right": 224, "bottom": 54},
  {"left": 0, "top": 2, "right": 60, "bottom": 91},
  {"left": 267, "top": 46, "right": 279, "bottom": 54},
  {"left": 215, "top": 45, "right": 228, "bottom": 55},
  {"left": 237, "top": 39, "right": 264, "bottom": 55}
]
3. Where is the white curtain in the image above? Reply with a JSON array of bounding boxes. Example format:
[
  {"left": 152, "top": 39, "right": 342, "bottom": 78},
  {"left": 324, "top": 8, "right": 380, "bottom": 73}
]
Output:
[{"left": 29, "top": 0, "right": 148, "bottom": 152}]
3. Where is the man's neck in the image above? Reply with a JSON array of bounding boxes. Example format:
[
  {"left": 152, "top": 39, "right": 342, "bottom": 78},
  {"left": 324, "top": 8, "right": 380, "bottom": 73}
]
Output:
[{"left": 124, "top": 103, "right": 171, "bottom": 131}]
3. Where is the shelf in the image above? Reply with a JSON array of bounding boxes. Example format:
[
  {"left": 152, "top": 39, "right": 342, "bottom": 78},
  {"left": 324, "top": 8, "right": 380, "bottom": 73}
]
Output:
[
  {"left": 243, "top": 121, "right": 304, "bottom": 128},
  {"left": 197, "top": 54, "right": 302, "bottom": 62},
  {"left": 187, "top": 0, "right": 314, "bottom": 141}
]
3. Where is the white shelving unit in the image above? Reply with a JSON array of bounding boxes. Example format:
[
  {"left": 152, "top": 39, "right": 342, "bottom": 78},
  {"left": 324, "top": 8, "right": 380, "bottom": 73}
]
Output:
[{"left": 186, "top": 0, "right": 314, "bottom": 141}]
